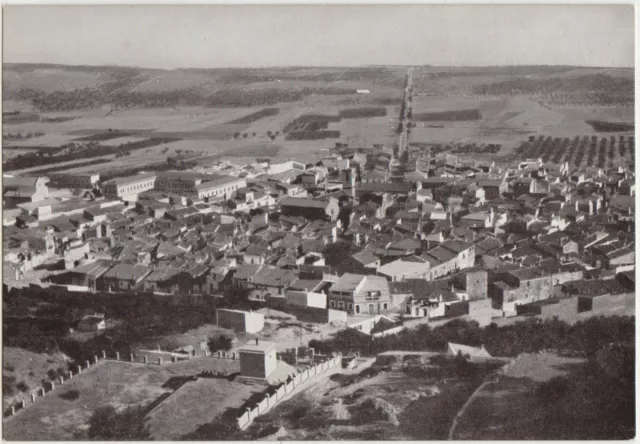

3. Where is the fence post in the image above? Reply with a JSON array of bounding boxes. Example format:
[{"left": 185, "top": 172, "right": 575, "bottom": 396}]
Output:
[
  {"left": 77, "top": 365, "right": 82, "bottom": 374},
  {"left": 85, "top": 360, "right": 90, "bottom": 369},
  {"left": 218, "top": 351, "right": 222, "bottom": 358},
  {"left": 50, "top": 381, "right": 55, "bottom": 391},
  {"left": 116, "top": 351, "right": 120, "bottom": 361},
  {"left": 130, "top": 353, "right": 135, "bottom": 362},
  {"left": 93, "top": 355, "right": 99, "bottom": 364},
  {"left": 157, "top": 357, "right": 163, "bottom": 365},
  {"left": 10, "top": 406, "right": 15, "bottom": 416},
  {"left": 59, "top": 376, "right": 64, "bottom": 385},
  {"left": 68, "top": 370, "right": 73, "bottom": 379},
  {"left": 102, "top": 350, "right": 107, "bottom": 359},
  {"left": 40, "top": 387, "right": 46, "bottom": 396},
  {"left": 20, "top": 400, "right": 26, "bottom": 409},
  {"left": 31, "top": 393, "right": 36, "bottom": 403}
]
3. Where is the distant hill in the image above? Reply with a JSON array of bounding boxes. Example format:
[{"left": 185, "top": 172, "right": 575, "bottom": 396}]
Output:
[{"left": 2, "top": 64, "right": 407, "bottom": 111}]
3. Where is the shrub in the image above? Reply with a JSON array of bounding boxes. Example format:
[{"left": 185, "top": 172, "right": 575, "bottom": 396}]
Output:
[
  {"left": 3, "top": 376, "right": 16, "bottom": 397},
  {"left": 208, "top": 335, "right": 233, "bottom": 354},
  {"left": 47, "top": 369, "right": 57, "bottom": 381},
  {"left": 59, "top": 389, "right": 80, "bottom": 401},
  {"left": 88, "top": 405, "right": 151, "bottom": 440},
  {"left": 349, "top": 397, "right": 399, "bottom": 426},
  {"left": 16, "top": 381, "right": 30, "bottom": 393}
]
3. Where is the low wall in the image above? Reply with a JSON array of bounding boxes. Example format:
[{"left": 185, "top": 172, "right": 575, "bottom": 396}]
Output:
[
  {"left": 257, "top": 397, "right": 270, "bottom": 415},
  {"left": 591, "top": 292, "right": 632, "bottom": 312},
  {"left": 237, "top": 354, "right": 342, "bottom": 430},
  {"left": 3, "top": 350, "right": 110, "bottom": 421},
  {"left": 372, "top": 325, "right": 406, "bottom": 338}
]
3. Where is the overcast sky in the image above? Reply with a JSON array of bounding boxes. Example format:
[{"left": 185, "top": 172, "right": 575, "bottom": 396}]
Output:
[{"left": 3, "top": 5, "right": 635, "bottom": 69}]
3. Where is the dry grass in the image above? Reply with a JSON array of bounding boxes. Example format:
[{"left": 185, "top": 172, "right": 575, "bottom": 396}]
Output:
[
  {"left": 453, "top": 353, "right": 586, "bottom": 440},
  {"left": 146, "top": 378, "right": 258, "bottom": 439},
  {"left": 3, "top": 347, "right": 70, "bottom": 410},
  {"left": 2, "top": 359, "right": 240, "bottom": 441}
]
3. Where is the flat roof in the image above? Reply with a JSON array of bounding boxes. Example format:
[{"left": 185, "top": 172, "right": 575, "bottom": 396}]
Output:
[
  {"left": 239, "top": 341, "right": 275, "bottom": 353},
  {"left": 195, "top": 175, "right": 245, "bottom": 191},
  {"left": 109, "top": 173, "right": 157, "bottom": 187},
  {"left": 280, "top": 197, "right": 329, "bottom": 209}
]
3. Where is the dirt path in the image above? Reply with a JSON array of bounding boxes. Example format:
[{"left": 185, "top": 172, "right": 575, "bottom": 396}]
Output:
[{"left": 447, "top": 375, "right": 499, "bottom": 440}]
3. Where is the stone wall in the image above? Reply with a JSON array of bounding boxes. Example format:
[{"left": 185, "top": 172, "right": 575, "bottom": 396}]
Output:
[{"left": 236, "top": 354, "right": 342, "bottom": 430}]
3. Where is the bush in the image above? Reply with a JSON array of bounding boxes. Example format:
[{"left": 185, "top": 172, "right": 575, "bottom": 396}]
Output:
[
  {"left": 16, "top": 380, "right": 29, "bottom": 393},
  {"left": 88, "top": 405, "right": 151, "bottom": 440},
  {"left": 349, "top": 397, "right": 399, "bottom": 426},
  {"left": 208, "top": 335, "right": 233, "bottom": 354},
  {"left": 47, "top": 369, "right": 57, "bottom": 381},
  {"left": 59, "top": 389, "right": 80, "bottom": 401},
  {"left": 3, "top": 376, "right": 16, "bottom": 397}
]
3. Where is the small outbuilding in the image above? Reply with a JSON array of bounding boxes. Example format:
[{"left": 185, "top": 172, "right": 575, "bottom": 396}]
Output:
[
  {"left": 216, "top": 308, "right": 265, "bottom": 334},
  {"left": 239, "top": 339, "right": 278, "bottom": 381}
]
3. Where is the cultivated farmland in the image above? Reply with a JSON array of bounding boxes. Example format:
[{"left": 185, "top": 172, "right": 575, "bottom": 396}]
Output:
[{"left": 2, "top": 64, "right": 634, "bottom": 174}]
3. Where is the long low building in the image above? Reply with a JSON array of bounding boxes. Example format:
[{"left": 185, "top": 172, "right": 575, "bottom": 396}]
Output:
[
  {"left": 48, "top": 172, "right": 100, "bottom": 189},
  {"left": 102, "top": 172, "right": 246, "bottom": 202},
  {"left": 103, "top": 173, "right": 156, "bottom": 201}
]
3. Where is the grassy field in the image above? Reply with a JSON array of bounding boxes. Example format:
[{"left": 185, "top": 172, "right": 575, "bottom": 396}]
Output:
[
  {"left": 146, "top": 378, "right": 257, "bottom": 439},
  {"left": 453, "top": 353, "right": 586, "bottom": 440},
  {"left": 2, "top": 347, "right": 70, "bottom": 411},
  {"left": 2, "top": 358, "right": 241, "bottom": 441}
]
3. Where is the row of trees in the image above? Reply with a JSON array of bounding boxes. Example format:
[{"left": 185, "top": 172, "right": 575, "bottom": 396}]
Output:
[
  {"left": 3, "top": 137, "right": 179, "bottom": 171},
  {"left": 3, "top": 285, "right": 252, "bottom": 364},
  {"left": 309, "top": 316, "right": 634, "bottom": 358},
  {"left": 3, "top": 131, "right": 44, "bottom": 140},
  {"left": 515, "top": 135, "right": 634, "bottom": 169},
  {"left": 15, "top": 85, "right": 358, "bottom": 112},
  {"left": 474, "top": 74, "right": 634, "bottom": 106}
]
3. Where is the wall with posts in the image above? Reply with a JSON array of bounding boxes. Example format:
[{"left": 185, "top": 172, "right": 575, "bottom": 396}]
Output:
[
  {"left": 3, "top": 350, "right": 110, "bottom": 420},
  {"left": 236, "top": 354, "right": 342, "bottom": 430}
]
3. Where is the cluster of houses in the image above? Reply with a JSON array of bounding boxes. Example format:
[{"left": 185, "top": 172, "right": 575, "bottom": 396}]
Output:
[{"left": 2, "top": 145, "right": 635, "bottom": 331}]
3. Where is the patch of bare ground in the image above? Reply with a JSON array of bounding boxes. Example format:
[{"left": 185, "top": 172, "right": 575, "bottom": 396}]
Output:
[{"left": 239, "top": 353, "right": 502, "bottom": 441}]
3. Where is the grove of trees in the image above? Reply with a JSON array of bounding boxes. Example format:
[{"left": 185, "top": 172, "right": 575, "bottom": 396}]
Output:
[{"left": 513, "top": 134, "right": 633, "bottom": 169}]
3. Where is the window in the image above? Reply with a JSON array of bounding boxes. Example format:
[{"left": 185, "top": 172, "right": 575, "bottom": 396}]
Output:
[
  {"left": 338, "top": 301, "right": 345, "bottom": 308},
  {"left": 330, "top": 301, "right": 335, "bottom": 308},
  {"left": 365, "top": 291, "right": 381, "bottom": 301},
  {"left": 383, "top": 303, "right": 388, "bottom": 310},
  {"left": 355, "top": 304, "right": 360, "bottom": 314},
  {"left": 348, "top": 303, "right": 353, "bottom": 310}
]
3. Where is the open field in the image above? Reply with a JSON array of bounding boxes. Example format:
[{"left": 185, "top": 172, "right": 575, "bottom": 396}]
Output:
[
  {"left": 2, "top": 359, "right": 242, "bottom": 441},
  {"left": 146, "top": 378, "right": 257, "bottom": 440},
  {"left": 453, "top": 353, "right": 587, "bottom": 440},
  {"left": 3, "top": 64, "right": 633, "bottom": 173}
]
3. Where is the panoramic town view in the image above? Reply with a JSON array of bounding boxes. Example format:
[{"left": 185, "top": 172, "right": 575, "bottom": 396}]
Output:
[{"left": 2, "top": 4, "right": 635, "bottom": 441}]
